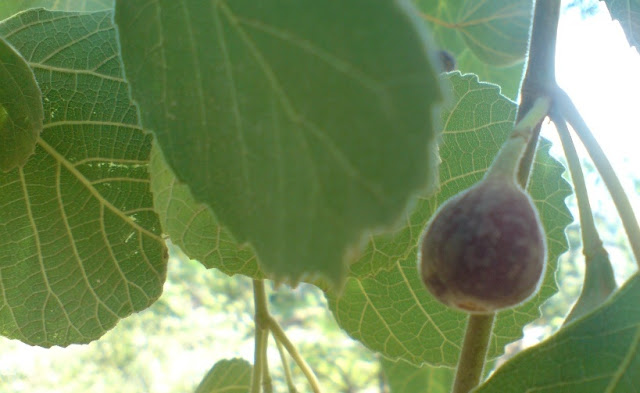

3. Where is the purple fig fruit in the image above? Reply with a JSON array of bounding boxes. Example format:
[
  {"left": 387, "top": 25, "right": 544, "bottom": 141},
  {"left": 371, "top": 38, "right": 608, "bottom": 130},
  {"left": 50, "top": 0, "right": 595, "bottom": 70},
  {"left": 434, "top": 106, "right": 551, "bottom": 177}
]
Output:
[{"left": 419, "top": 179, "right": 546, "bottom": 314}]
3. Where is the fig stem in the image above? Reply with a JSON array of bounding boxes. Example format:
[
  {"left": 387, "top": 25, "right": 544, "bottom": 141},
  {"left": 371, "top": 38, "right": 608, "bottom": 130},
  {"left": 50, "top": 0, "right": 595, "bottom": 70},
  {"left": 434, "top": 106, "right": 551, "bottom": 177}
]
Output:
[
  {"left": 555, "top": 88, "right": 640, "bottom": 267},
  {"left": 485, "top": 97, "right": 550, "bottom": 182},
  {"left": 552, "top": 112, "right": 617, "bottom": 324},
  {"left": 451, "top": 314, "right": 495, "bottom": 393}
]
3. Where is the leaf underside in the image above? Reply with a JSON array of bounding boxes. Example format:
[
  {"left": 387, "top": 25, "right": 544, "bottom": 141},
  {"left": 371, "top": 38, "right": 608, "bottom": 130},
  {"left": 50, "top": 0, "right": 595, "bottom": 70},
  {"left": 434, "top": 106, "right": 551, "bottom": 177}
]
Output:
[
  {"left": 603, "top": 0, "right": 640, "bottom": 54},
  {"left": 0, "top": 9, "right": 167, "bottom": 347},
  {"left": 414, "top": 0, "right": 533, "bottom": 98},
  {"left": 0, "top": 35, "right": 42, "bottom": 171},
  {"left": 475, "top": 274, "right": 640, "bottom": 393},
  {"left": 115, "top": 0, "right": 444, "bottom": 287},
  {"left": 195, "top": 358, "right": 252, "bottom": 393}
]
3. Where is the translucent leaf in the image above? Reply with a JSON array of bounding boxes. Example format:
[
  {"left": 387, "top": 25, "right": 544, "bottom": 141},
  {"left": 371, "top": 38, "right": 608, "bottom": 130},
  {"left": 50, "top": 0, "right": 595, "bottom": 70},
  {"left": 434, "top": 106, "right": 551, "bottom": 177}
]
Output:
[
  {"left": 0, "top": 36, "right": 42, "bottom": 171},
  {"left": 150, "top": 143, "right": 263, "bottom": 278},
  {"left": 0, "top": 9, "right": 167, "bottom": 347},
  {"left": 0, "top": 0, "right": 112, "bottom": 21},
  {"left": 414, "top": 0, "right": 533, "bottom": 98},
  {"left": 115, "top": 0, "right": 445, "bottom": 287},
  {"left": 327, "top": 73, "right": 572, "bottom": 367},
  {"left": 474, "top": 274, "right": 640, "bottom": 393},
  {"left": 382, "top": 357, "right": 454, "bottom": 393},
  {"left": 195, "top": 358, "right": 252, "bottom": 393},
  {"left": 603, "top": 0, "right": 640, "bottom": 53}
]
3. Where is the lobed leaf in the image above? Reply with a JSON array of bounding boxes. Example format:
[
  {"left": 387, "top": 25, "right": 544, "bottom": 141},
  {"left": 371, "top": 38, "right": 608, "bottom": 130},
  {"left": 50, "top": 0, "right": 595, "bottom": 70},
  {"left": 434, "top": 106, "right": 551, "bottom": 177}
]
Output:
[
  {"left": 0, "top": 35, "right": 42, "bottom": 171},
  {"left": 474, "top": 274, "right": 640, "bottom": 393},
  {"left": 195, "top": 358, "right": 252, "bottom": 393},
  {"left": 0, "top": 9, "right": 167, "bottom": 347},
  {"left": 327, "top": 73, "right": 572, "bottom": 367},
  {"left": 115, "top": 0, "right": 444, "bottom": 288}
]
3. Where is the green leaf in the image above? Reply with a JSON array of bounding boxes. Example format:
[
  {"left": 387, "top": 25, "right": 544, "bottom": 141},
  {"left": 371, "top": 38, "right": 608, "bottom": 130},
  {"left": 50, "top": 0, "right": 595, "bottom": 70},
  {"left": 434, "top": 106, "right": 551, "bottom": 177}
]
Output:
[
  {"left": 150, "top": 143, "right": 263, "bottom": 278},
  {"left": 115, "top": 0, "right": 444, "bottom": 287},
  {"left": 474, "top": 274, "right": 640, "bottom": 393},
  {"left": 564, "top": 248, "right": 617, "bottom": 325},
  {"left": 0, "top": 0, "right": 112, "bottom": 21},
  {"left": 327, "top": 73, "right": 572, "bottom": 367},
  {"left": 195, "top": 358, "right": 252, "bottom": 393},
  {"left": 603, "top": 0, "right": 640, "bottom": 53},
  {"left": 0, "top": 9, "right": 167, "bottom": 347},
  {"left": 0, "top": 36, "right": 42, "bottom": 171},
  {"left": 415, "top": 0, "right": 532, "bottom": 98},
  {"left": 382, "top": 357, "right": 454, "bottom": 393}
]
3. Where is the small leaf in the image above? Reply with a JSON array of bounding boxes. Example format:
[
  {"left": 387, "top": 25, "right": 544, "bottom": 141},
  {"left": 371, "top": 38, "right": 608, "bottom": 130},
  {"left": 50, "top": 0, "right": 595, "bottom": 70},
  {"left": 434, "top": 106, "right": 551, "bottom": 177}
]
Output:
[
  {"left": 474, "top": 274, "right": 640, "bottom": 393},
  {"left": 603, "top": 0, "right": 640, "bottom": 53},
  {"left": 382, "top": 357, "right": 454, "bottom": 393},
  {"left": 0, "top": 36, "right": 42, "bottom": 171},
  {"left": 0, "top": 0, "right": 112, "bottom": 21},
  {"left": 564, "top": 247, "right": 617, "bottom": 325},
  {"left": 150, "top": 143, "right": 263, "bottom": 278},
  {"left": 327, "top": 73, "right": 572, "bottom": 367},
  {"left": 115, "top": 0, "right": 445, "bottom": 287},
  {"left": 0, "top": 9, "right": 167, "bottom": 347},
  {"left": 195, "top": 358, "right": 252, "bottom": 393}
]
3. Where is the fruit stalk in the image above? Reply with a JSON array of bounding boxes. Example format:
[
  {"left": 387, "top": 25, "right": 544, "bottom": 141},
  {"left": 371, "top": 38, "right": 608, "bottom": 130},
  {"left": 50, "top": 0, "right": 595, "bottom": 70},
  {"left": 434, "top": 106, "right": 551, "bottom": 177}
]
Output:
[{"left": 452, "top": 314, "right": 495, "bottom": 393}]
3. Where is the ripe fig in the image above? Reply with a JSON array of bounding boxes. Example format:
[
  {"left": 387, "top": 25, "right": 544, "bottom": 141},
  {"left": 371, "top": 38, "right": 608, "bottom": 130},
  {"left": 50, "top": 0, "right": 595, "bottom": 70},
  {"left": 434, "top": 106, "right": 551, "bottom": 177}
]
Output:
[
  {"left": 419, "top": 179, "right": 546, "bottom": 313},
  {"left": 418, "top": 98, "right": 550, "bottom": 314}
]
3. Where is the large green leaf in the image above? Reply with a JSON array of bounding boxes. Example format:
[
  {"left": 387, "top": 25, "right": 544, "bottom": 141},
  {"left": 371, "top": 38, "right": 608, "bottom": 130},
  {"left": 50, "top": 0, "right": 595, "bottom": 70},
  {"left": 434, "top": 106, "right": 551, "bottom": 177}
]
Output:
[
  {"left": 414, "top": 0, "right": 532, "bottom": 98},
  {"left": 0, "top": 9, "right": 167, "bottom": 347},
  {"left": 0, "top": 0, "right": 112, "bottom": 21},
  {"left": 474, "top": 274, "right": 640, "bottom": 393},
  {"left": 195, "top": 358, "right": 252, "bottom": 393},
  {"left": 115, "top": 0, "right": 444, "bottom": 287},
  {"left": 150, "top": 143, "right": 262, "bottom": 278},
  {"left": 382, "top": 357, "right": 454, "bottom": 393},
  {"left": 603, "top": 0, "right": 640, "bottom": 53},
  {"left": 0, "top": 35, "right": 42, "bottom": 171},
  {"left": 327, "top": 73, "right": 572, "bottom": 367}
]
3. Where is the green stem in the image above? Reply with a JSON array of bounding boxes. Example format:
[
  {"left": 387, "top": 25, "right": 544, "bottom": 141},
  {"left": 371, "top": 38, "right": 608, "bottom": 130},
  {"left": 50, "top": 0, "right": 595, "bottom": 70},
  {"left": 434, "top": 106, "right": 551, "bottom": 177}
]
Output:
[
  {"left": 268, "top": 316, "right": 322, "bottom": 393},
  {"left": 552, "top": 112, "right": 617, "bottom": 324},
  {"left": 550, "top": 112, "right": 602, "bottom": 251},
  {"left": 452, "top": 314, "right": 495, "bottom": 393},
  {"left": 275, "top": 333, "right": 299, "bottom": 393},
  {"left": 251, "top": 280, "right": 271, "bottom": 393},
  {"left": 555, "top": 88, "right": 640, "bottom": 266},
  {"left": 516, "top": 0, "right": 561, "bottom": 187},
  {"left": 262, "top": 330, "right": 273, "bottom": 393},
  {"left": 485, "top": 97, "right": 550, "bottom": 182}
]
